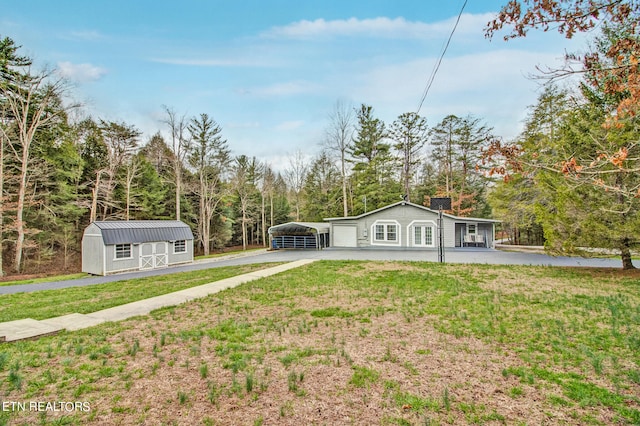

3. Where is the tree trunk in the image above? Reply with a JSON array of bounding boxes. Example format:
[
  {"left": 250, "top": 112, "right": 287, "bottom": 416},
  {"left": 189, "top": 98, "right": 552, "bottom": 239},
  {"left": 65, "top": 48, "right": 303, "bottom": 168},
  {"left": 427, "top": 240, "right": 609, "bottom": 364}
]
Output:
[
  {"left": 242, "top": 210, "right": 247, "bottom": 251},
  {"left": 90, "top": 171, "right": 101, "bottom": 223},
  {"left": 0, "top": 136, "right": 4, "bottom": 277},
  {"left": 341, "top": 150, "right": 348, "bottom": 217},
  {"left": 270, "top": 193, "right": 274, "bottom": 227},
  {"left": 125, "top": 179, "right": 131, "bottom": 221},
  {"left": 14, "top": 145, "right": 29, "bottom": 273},
  {"left": 457, "top": 163, "right": 468, "bottom": 216},
  {"left": 620, "top": 239, "right": 635, "bottom": 270},
  {"left": 175, "top": 161, "right": 181, "bottom": 221},
  {"left": 261, "top": 193, "right": 266, "bottom": 247}
]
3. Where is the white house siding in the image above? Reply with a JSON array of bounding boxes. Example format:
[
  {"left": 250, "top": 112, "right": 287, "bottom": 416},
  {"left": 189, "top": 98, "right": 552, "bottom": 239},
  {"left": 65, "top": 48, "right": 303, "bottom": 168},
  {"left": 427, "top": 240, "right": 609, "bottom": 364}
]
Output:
[
  {"left": 326, "top": 202, "right": 498, "bottom": 249},
  {"left": 355, "top": 204, "right": 443, "bottom": 248}
]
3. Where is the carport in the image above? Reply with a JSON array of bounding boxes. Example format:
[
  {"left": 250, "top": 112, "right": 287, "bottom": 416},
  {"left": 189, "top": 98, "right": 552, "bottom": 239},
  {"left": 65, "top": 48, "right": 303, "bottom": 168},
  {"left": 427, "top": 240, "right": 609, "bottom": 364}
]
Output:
[{"left": 268, "top": 222, "right": 330, "bottom": 250}]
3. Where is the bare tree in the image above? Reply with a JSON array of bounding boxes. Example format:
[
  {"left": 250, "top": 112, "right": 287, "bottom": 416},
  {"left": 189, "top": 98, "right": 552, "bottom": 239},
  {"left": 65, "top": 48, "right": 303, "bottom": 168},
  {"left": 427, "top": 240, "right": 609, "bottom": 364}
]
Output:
[
  {"left": 261, "top": 164, "right": 276, "bottom": 247},
  {"left": 232, "top": 155, "right": 263, "bottom": 250},
  {"left": 124, "top": 155, "right": 141, "bottom": 220},
  {"left": 162, "top": 105, "right": 190, "bottom": 221},
  {"left": 0, "top": 66, "right": 79, "bottom": 272},
  {"left": 97, "top": 120, "right": 140, "bottom": 220},
  {"left": 284, "top": 150, "right": 308, "bottom": 221},
  {"left": 188, "top": 113, "right": 230, "bottom": 255},
  {"left": 325, "top": 100, "right": 354, "bottom": 217}
]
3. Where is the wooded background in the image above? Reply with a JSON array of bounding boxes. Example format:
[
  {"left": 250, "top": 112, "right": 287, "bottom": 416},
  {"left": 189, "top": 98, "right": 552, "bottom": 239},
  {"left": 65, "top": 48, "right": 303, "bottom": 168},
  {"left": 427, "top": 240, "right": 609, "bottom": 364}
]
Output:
[{"left": 1, "top": 0, "right": 639, "bottom": 274}]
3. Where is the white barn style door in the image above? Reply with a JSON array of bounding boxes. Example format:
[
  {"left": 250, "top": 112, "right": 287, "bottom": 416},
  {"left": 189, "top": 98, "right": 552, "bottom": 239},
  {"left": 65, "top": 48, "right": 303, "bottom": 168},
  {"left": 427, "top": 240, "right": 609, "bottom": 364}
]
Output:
[{"left": 140, "top": 242, "right": 168, "bottom": 270}]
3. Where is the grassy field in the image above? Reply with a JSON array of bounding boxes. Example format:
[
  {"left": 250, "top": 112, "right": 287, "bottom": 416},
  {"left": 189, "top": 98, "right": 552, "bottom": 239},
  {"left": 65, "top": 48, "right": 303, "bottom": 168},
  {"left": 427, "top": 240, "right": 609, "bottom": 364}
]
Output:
[
  {"left": 0, "top": 263, "right": 278, "bottom": 322},
  {"left": 0, "top": 260, "right": 638, "bottom": 425}
]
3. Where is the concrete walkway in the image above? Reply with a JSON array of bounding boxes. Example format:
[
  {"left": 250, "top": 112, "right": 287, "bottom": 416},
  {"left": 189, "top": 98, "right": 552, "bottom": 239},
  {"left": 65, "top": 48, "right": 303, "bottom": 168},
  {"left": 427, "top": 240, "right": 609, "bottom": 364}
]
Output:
[{"left": 0, "top": 259, "right": 316, "bottom": 343}]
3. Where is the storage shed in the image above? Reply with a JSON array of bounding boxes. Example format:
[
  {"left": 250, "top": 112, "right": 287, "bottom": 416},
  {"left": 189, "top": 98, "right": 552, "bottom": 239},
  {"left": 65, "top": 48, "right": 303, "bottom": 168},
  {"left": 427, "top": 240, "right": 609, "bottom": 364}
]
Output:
[
  {"left": 325, "top": 201, "right": 499, "bottom": 249},
  {"left": 82, "top": 221, "right": 194, "bottom": 276},
  {"left": 268, "top": 222, "right": 330, "bottom": 250}
]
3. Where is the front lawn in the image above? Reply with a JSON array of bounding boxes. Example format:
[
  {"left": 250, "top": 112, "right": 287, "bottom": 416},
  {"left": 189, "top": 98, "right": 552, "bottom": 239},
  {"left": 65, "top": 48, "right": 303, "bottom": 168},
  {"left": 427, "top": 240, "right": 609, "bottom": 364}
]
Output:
[{"left": 0, "top": 261, "right": 638, "bottom": 425}]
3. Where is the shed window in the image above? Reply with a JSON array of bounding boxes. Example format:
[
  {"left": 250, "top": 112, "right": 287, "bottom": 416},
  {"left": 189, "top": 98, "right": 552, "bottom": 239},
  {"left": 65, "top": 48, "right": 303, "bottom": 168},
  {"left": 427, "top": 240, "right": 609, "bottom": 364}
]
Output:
[
  {"left": 174, "top": 240, "right": 186, "bottom": 253},
  {"left": 115, "top": 243, "right": 132, "bottom": 259}
]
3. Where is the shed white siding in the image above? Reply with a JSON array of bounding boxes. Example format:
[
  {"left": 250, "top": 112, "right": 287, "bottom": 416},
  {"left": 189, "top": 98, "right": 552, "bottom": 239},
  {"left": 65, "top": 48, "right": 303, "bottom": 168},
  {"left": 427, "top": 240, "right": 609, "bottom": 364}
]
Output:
[{"left": 82, "top": 221, "right": 194, "bottom": 275}]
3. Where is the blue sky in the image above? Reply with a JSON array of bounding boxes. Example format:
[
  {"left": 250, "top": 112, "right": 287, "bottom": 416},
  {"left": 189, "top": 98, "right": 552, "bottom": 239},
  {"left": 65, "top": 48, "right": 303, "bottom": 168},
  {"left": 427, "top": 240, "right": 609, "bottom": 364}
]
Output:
[{"left": 2, "top": 1, "right": 588, "bottom": 170}]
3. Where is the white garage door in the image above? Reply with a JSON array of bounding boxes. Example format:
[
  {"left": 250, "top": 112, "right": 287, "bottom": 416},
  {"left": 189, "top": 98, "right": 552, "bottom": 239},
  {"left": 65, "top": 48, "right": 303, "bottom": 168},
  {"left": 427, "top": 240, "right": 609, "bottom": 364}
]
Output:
[{"left": 332, "top": 225, "right": 358, "bottom": 247}]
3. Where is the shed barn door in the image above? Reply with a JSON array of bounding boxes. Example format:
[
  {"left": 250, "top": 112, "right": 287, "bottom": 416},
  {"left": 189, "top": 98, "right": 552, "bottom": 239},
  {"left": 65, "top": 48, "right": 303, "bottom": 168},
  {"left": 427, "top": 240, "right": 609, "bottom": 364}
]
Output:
[
  {"left": 140, "top": 242, "right": 168, "bottom": 270},
  {"left": 154, "top": 242, "right": 167, "bottom": 268},
  {"left": 140, "top": 243, "right": 154, "bottom": 269}
]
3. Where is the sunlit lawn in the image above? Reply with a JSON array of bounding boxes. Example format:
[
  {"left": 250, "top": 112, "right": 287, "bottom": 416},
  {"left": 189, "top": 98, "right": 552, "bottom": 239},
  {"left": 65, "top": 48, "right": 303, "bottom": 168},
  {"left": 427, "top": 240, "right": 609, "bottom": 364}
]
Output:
[{"left": 0, "top": 261, "right": 638, "bottom": 425}]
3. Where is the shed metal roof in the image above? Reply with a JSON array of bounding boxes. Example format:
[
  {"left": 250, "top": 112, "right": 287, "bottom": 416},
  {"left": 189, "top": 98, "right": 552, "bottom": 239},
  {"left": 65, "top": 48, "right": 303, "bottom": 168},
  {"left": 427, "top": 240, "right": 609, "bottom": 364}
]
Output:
[
  {"left": 91, "top": 220, "right": 194, "bottom": 245},
  {"left": 268, "top": 222, "right": 330, "bottom": 235}
]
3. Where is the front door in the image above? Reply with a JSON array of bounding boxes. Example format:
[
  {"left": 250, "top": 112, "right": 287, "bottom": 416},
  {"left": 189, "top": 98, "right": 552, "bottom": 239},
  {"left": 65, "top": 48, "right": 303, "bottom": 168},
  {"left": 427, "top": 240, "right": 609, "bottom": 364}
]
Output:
[{"left": 140, "top": 242, "right": 168, "bottom": 270}]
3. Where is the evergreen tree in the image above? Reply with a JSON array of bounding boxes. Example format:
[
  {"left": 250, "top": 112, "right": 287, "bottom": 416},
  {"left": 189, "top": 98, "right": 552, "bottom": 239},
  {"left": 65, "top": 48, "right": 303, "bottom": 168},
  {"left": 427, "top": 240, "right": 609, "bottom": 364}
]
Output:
[
  {"left": 348, "top": 104, "right": 399, "bottom": 214},
  {"left": 389, "top": 112, "right": 428, "bottom": 203},
  {"left": 302, "top": 150, "right": 343, "bottom": 221}
]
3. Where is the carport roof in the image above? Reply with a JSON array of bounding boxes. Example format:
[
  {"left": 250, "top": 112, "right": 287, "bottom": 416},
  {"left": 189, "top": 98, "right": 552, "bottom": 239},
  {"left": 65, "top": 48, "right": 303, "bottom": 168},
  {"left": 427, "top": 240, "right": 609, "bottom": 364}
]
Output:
[{"left": 268, "top": 222, "right": 330, "bottom": 235}]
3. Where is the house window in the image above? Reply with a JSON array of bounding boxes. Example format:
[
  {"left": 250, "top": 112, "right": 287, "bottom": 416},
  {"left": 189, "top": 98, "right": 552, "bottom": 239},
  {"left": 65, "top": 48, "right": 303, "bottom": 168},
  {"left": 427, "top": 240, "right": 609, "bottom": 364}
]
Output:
[
  {"left": 387, "top": 225, "right": 397, "bottom": 241},
  {"left": 411, "top": 222, "right": 435, "bottom": 247},
  {"left": 468, "top": 224, "right": 477, "bottom": 235},
  {"left": 174, "top": 240, "right": 186, "bottom": 253},
  {"left": 424, "top": 226, "right": 433, "bottom": 245},
  {"left": 115, "top": 243, "right": 132, "bottom": 259},
  {"left": 372, "top": 221, "right": 400, "bottom": 245}
]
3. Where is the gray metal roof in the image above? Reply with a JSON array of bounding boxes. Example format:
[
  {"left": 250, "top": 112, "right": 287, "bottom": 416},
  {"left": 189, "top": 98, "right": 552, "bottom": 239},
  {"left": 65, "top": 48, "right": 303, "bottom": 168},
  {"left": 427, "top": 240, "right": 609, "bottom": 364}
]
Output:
[
  {"left": 324, "top": 201, "right": 500, "bottom": 223},
  {"left": 268, "top": 222, "right": 330, "bottom": 235},
  {"left": 91, "top": 221, "right": 194, "bottom": 245}
]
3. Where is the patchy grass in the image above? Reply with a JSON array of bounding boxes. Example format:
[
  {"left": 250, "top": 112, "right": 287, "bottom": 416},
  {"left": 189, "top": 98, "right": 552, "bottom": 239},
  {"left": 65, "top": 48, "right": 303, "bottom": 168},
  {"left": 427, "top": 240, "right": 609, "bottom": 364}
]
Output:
[
  {"left": 0, "top": 273, "right": 90, "bottom": 287},
  {"left": 0, "top": 260, "right": 638, "bottom": 425},
  {"left": 0, "top": 263, "right": 280, "bottom": 322}
]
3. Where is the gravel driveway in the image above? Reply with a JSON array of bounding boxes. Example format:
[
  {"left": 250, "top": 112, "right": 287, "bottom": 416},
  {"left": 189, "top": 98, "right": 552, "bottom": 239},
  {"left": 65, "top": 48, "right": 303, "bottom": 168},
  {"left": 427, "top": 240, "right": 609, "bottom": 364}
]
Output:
[{"left": 0, "top": 247, "right": 633, "bottom": 295}]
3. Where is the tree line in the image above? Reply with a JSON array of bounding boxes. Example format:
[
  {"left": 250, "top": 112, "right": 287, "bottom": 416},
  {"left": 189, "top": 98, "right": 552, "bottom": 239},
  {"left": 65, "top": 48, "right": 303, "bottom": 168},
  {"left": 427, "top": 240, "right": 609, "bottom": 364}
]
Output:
[
  {"left": 485, "top": 0, "right": 640, "bottom": 269},
  {"left": 0, "top": 36, "right": 497, "bottom": 276},
  {"left": 2, "top": 0, "right": 638, "bottom": 273}
]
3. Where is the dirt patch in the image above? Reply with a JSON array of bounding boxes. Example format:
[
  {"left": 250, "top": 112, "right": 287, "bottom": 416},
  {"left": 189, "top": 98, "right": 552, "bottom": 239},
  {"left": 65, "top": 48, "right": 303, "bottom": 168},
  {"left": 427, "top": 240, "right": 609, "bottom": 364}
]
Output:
[
  {"left": 336, "top": 261, "right": 425, "bottom": 278},
  {"left": 2, "top": 261, "right": 636, "bottom": 425}
]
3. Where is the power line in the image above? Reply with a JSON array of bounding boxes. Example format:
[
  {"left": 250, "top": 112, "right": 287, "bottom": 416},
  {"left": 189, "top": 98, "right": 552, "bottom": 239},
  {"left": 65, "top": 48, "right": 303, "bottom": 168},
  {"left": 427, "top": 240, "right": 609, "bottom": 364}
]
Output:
[{"left": 416, "top": 0, "right": 468, "bottom": 114}]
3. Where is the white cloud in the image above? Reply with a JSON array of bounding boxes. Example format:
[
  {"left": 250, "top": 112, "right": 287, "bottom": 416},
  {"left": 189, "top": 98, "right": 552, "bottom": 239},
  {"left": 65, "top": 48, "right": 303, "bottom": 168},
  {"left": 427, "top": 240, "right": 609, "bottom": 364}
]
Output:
[
  {"left": 345, "top": 48, "right": 579, "bottom": 139},
  {"left": 275, "top": 120, "right": 304, "bottom": 131},
  {"left": 227, "top": 121, "right": 261, "bottom": 129},
  {"left": 150, "top": 57, "right": 273, "bottom": 67},
  {"left": 57, "top": 61, "right": 107, "bottom": 82},
  {"left": 250, "top": 80, "right": 322, "bottom": 97},
  {"left": 66, "top": 30, "right": 105, "bottom": 41},
  {"left": 262, "top": 13, "right": 496, "bottom": 40}
]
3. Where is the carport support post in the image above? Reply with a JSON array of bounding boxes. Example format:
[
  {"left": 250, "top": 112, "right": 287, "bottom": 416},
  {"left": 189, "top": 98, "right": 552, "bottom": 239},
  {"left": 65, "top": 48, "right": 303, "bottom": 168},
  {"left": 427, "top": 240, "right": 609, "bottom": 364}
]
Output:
[{"left": 438, "top": 208, "right": 445, "bottom": 263}]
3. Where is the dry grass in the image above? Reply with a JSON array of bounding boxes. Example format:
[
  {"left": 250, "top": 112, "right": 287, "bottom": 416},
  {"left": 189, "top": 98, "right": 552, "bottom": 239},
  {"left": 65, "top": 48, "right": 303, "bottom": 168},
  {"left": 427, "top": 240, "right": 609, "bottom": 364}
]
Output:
[{"left": 0, "top": 260, "right": 638, "bottom": 425}]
